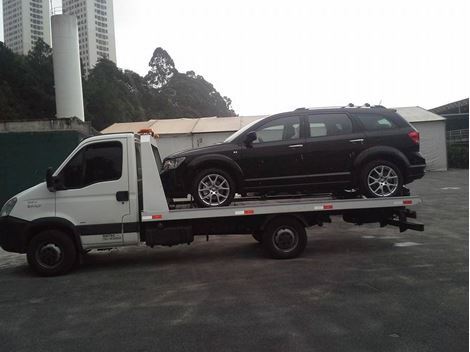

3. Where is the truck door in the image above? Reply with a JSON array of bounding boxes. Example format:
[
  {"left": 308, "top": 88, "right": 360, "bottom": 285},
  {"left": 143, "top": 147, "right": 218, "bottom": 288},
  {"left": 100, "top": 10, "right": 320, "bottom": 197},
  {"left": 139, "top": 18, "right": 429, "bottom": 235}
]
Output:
[{"left": 54, "top": 138, "right": 134, "bottom": 248}]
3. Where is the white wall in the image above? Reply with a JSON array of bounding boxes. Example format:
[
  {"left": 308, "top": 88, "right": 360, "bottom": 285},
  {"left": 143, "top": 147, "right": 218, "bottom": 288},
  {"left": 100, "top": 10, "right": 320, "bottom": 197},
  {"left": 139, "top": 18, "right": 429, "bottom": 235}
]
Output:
[
  {"left": 192, "top": 132, "right": 232, "bottom": 148},
  {"left": 155, "top": 135, "right": 194, "bottom": 159},
  {"left": 411, "top": 121, "right": 447, "bottom": 171}
]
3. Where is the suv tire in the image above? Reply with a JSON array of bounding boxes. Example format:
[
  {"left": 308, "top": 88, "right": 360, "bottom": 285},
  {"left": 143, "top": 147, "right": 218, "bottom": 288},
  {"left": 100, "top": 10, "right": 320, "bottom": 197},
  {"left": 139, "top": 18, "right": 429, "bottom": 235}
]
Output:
[
  {"left": 192, "top": 168, "right": 236, "bottom": 207},
  {"left": 27, "top": 229, "right": 77, "bottom": 276},
  {"left": 360, "top": 160, "right": 403, "bottom": 198}
]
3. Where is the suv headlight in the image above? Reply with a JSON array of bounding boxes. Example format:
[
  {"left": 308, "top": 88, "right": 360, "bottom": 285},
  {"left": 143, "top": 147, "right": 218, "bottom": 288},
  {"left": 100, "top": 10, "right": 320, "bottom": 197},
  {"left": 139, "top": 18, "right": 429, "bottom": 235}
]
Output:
[
  {"left": 162, "top": 157, "right": 186, "bottom": 170},
  {"left": 0, "top": 197, "right": 17, "bottom": 217}
]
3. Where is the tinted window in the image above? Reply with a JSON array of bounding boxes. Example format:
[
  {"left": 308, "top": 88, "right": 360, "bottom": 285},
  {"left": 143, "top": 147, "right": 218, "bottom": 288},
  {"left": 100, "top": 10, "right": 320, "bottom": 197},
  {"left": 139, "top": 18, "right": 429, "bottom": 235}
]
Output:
[
  {"left": 356, "top": 114, "right": 396, "bottom": 131},
  {"left": 60, "top": 141, "right": 122, "bottom": 189},
  {"left": 307, "top": 114, "right": 352, "bottom": 138},
  {"left": 253, "top": 116, "right": 300, "bottom": 143},
  {"left": 61, "top": 148, "right": 85, "bottom": 189}
]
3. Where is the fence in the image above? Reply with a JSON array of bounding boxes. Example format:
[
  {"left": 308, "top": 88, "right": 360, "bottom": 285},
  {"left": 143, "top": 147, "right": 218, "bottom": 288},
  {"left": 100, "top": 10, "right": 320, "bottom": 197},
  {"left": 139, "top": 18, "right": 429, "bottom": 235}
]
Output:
[{"left": 446, "top": 129, "right": 469, "bottom": 145}]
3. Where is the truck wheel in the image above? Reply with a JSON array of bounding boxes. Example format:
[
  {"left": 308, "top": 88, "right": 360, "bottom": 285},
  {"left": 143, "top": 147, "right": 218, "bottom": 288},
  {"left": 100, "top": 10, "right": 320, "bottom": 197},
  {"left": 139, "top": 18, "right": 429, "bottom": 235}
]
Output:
[
  {"left": 27, "top": 230, "right": 77, "bottom": 276},
  {"left": 192, "top": 168, "right": 235, "bottom": 207},
  {"left": 262, "top": 217, "right": 307, "bottom": 259},
  {"left": 360, "top": 160, "right": 403, "bottom": 198}
]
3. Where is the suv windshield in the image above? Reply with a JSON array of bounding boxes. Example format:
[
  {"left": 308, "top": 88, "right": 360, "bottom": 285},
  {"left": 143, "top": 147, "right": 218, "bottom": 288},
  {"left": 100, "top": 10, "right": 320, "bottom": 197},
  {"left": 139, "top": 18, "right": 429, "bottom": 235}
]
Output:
[{"left": 224, "top": 118, "right": 265, "bottom": 143}]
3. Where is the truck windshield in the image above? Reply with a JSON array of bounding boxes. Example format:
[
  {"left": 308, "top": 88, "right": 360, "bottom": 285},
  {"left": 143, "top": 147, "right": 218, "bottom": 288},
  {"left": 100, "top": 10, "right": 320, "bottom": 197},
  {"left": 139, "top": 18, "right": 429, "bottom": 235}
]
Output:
[{"left": 223, "top": 118, "right": 264, "bottom": 143}]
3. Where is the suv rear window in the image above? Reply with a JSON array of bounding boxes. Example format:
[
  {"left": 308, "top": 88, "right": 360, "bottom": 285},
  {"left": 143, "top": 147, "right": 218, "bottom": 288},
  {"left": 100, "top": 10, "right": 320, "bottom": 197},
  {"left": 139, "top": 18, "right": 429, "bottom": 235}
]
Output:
[{"left": 355, "top": 114, "right": 397, "bottom": 131}]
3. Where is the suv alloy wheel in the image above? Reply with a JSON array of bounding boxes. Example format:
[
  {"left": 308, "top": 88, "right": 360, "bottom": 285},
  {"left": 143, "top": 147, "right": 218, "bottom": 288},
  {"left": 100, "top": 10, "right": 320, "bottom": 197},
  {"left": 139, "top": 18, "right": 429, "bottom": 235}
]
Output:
[
  {"left": 192, "top": 168, "right": 236, "bottom": 207},
  {"left": 360, "top": 160, "right": 403, "bottom": 198}
]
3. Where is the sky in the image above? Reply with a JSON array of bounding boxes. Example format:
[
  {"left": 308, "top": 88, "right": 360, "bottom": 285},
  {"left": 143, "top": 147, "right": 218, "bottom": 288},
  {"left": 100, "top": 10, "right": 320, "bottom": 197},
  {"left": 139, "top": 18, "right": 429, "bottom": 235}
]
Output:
[{"left": 1, "top": 0, "right": 468, "bottom": 116}]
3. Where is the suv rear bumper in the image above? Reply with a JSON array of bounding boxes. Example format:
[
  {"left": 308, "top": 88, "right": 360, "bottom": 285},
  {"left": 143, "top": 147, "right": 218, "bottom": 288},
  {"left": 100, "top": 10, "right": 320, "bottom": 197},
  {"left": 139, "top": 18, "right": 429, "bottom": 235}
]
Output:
[
  {"left": 0, "top": 216, "right": 29, "bottom": 253},
  {"left": 405, "top": 164, "right": 426, "bottom": 184}
]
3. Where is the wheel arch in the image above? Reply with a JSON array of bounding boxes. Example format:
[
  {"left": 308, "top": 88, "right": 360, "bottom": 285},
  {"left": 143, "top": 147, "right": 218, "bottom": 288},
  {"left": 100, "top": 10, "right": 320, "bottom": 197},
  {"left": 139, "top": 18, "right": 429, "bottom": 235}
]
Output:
[
  {"left": 26, "top": 218, "right": 83, "bottom": 253},
  {"left": 187, "top": 154, "right": 244, "bottom": 191},
  {"left": 353, "top": 146, "right": 409, "bottom": 183},
  {"left": 259, "top": 213, "right": 309, "bottom": 232}
]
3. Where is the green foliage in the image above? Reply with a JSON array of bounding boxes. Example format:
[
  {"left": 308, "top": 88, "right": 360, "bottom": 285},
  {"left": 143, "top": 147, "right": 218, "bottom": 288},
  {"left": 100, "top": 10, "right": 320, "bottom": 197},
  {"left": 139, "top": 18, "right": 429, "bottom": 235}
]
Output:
[
  {"left": 0, "top": 39, "right": 55, "bottom": 120},
  {"left": 447, "top": 144, "right": 469, "bottom": 169},
  {"left": 83, "top": 59, "right": 147, "bottom": 130},
  {"left": 0, "top": 42, "right": 236, "bottom": 129}
]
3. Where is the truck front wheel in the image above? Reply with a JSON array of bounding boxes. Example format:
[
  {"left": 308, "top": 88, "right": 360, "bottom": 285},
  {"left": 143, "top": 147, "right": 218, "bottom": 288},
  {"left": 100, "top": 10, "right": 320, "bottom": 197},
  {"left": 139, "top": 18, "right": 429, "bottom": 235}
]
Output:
[
  {"left": 262, "top": 217, "right": 307, "bottom": 259},
  {"left": 27, "top": 229, "right": 77, "bottom": 276}
]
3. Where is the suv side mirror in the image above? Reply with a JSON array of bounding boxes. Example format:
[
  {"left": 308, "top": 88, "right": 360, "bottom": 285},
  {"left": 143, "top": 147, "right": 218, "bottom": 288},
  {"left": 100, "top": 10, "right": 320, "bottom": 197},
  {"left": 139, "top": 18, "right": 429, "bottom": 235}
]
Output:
[
  {"left": 46, "top": 167, "right": 56, "bottom": 192},
  {"left": 244, "top": 131, "right": 257, "bottom": 147}
]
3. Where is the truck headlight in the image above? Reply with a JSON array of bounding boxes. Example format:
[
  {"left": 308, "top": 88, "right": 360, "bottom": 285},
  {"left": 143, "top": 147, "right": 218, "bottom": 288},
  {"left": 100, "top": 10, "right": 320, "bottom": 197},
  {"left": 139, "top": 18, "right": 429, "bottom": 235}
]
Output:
[
  {"left": 0, "top": 197, "right": 17, "bottom": 217},
  {"left": 162, "top": 157, "right": 185, "bottom": 170}
]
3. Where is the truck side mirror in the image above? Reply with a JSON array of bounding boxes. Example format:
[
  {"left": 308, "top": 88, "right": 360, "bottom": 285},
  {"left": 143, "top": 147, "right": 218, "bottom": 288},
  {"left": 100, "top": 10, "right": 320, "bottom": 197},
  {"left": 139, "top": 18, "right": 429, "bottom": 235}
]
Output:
[
  {"left": 244, "top": 131, "right": 257, "bottom": 147},
  {"left": 46, "top": 167, "right": 56, "bottom": 192}
]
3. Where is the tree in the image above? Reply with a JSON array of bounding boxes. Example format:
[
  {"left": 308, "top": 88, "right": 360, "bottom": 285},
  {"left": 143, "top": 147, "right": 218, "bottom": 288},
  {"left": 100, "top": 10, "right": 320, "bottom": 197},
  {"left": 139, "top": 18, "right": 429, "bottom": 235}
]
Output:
[{"left": 84, "top": 59, "right": 146, "bottom": 130}]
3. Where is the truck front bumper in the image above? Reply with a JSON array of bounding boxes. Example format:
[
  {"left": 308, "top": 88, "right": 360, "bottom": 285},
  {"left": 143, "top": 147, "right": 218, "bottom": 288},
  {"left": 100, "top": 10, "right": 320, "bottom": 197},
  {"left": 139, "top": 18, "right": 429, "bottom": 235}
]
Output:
[{"left": 0, "top": 216, "right": 29, "bottom": 253}]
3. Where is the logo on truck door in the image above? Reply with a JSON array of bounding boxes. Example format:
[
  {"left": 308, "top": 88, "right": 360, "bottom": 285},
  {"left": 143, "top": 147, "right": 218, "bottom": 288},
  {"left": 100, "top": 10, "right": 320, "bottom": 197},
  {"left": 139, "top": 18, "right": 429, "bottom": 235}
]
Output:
[{"left": 102, "top": 234, "right": 122, "bottom": 241}]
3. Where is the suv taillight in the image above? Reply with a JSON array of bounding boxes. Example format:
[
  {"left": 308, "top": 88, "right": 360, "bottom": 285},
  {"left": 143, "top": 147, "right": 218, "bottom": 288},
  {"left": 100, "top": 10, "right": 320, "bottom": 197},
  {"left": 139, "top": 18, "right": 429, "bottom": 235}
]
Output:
[{"left": 408, "top": 130, "right": 420, "bottom": 144}]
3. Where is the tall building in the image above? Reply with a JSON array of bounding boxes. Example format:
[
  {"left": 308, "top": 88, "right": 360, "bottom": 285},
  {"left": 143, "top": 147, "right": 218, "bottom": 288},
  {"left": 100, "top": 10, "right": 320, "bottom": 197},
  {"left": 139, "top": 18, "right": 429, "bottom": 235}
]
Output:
[
  {"left": 62, "top": 0, "right": 116, "bottom": 74},
  {"left": 2, "top": 0, "right": 51, "bottom": 55}
]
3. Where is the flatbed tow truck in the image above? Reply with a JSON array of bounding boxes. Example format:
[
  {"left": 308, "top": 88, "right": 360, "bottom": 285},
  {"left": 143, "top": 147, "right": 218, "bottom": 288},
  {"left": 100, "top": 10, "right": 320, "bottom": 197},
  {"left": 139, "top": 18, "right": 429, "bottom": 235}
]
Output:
[{"left": 0, "top": 132, "right": 424, "bottom": 276}]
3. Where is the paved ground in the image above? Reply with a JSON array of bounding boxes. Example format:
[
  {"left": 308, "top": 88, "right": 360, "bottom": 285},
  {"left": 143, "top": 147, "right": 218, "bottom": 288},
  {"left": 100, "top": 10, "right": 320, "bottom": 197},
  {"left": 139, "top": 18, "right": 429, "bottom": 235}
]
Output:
[{"left": 0, "top": 170, "right": 468, "bottom": 352}]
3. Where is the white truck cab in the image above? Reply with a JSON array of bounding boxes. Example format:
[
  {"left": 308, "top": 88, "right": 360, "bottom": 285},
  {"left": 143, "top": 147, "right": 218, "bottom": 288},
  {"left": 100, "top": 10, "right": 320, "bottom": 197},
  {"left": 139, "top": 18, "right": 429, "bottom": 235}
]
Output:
[{"left": 0, "top": 131, "right": 424, "bottom": 276}]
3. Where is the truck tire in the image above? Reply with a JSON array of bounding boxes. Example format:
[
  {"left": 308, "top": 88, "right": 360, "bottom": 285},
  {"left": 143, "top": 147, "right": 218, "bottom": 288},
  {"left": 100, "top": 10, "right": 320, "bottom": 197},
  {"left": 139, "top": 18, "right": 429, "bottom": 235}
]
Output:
[
  {"left": 262, "top": 217, "right": 307, "bottom": 259},
  {"left": 360, "top": 160, "right": 403, "bottom": 198},
  {"left": 27, "top": 229, "right": 77, "bottom": 276},
  {"left": 192, "top": 168, "right": 236, "bottom": 207}
]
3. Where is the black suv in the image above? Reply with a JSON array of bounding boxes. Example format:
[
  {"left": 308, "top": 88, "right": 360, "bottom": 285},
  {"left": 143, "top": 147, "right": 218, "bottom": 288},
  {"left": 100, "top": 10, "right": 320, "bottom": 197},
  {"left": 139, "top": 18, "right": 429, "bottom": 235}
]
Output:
[{"left": 161, "top": 106, "right": 426, "bottom": 207}]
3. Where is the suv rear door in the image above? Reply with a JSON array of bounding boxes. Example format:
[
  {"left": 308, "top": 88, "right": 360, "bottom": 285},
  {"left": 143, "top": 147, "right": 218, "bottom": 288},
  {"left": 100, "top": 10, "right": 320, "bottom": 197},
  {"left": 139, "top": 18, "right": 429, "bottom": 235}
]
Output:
[{"left": 301, "top": 113, "right": 366, "bottom": 187}]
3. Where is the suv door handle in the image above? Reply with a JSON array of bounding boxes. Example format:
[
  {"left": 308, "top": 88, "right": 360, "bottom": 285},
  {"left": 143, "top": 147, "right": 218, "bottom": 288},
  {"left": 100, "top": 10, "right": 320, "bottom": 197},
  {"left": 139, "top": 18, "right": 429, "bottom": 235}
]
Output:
[
  {"left": 116, "top": 191, "right": 129, "bottom": 202},
  {"left": 349, "top": 139, "right": 364, "bottom": 144},
  {"left": 288, "top": 144, "right": 304, "bottom": 148}
]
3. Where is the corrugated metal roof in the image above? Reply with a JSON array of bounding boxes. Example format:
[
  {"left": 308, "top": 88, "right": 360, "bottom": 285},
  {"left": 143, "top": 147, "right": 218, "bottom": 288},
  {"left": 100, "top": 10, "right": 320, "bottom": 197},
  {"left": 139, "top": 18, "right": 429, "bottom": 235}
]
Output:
[
  {"left": 395, "top": 106, "right": 445, "bottom": 123},
  {"left": 101, "top": 116, "right": 267, "bottom": 134},
  {"left": 150, "top": 118, "right": 199, "bottom": 134},
  {"left": 101, "top": 120, "right": 155, "bottom": 133}
]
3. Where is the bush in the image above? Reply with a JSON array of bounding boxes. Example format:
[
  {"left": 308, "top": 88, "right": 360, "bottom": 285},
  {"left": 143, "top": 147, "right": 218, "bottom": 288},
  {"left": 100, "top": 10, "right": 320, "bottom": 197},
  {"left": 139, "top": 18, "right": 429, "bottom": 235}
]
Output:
[{"left": 447, "top": 144, "right": 469, "bottom": 169}]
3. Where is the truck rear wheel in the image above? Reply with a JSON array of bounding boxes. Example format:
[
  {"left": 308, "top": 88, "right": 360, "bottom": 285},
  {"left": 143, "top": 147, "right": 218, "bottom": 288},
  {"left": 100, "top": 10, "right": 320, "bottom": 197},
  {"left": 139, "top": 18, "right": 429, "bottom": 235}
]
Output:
[
  {"left": 27, "top": 229, "right": 77, "bottom": 276},
  {"left": 262, "top": 217, "right": 307, "bottom": 259}
]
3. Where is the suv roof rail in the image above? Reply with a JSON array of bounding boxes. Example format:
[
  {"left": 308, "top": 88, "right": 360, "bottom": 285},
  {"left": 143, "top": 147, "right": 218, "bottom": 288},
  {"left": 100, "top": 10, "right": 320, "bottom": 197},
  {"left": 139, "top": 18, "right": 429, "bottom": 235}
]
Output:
[{"left": 342, "top": 103, "right": 388, "bottom": 109}]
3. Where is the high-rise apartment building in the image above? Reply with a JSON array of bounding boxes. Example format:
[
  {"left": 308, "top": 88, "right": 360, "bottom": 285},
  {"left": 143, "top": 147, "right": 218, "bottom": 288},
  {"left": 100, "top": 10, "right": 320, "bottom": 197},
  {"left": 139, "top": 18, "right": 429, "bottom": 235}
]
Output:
[
  {"left": 2, "top": 0, "right": 51, "bottom": 55},
  {"left": 62, "top": 0, "right": 116, "bottom": 74}
]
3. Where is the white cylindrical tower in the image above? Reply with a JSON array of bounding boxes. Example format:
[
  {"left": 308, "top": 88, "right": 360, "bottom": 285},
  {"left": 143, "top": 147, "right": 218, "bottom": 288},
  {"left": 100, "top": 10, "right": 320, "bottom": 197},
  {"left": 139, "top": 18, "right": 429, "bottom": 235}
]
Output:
[{"left": 51, "top": 15, "right": 85, "bottom": 121}]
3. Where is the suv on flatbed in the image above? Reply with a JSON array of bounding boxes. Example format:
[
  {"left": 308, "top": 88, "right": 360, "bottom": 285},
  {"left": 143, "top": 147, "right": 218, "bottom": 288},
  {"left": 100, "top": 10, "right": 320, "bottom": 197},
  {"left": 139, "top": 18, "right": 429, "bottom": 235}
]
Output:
[{"left": 161, "top": 105, "right": 426, "bottom": 207}]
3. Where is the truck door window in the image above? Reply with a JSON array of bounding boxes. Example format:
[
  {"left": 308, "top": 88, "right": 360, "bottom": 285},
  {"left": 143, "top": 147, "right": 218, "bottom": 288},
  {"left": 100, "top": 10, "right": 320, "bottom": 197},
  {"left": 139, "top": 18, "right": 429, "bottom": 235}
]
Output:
[{"left": 59, "top": 141, "right": 123, "bottom": 189}]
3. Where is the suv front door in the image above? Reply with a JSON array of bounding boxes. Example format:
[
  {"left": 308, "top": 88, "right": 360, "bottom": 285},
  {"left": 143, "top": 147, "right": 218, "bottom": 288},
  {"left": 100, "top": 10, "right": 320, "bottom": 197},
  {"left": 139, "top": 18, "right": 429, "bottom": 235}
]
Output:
[
  {"left": 239, "top": 115, "right": 305, "bottom": 191},
  {"left": 302, "top": 113, "right": 366, "bottom": 188},
  {"left": 54, "top": 139, "right": 132, "bottom": 248}
]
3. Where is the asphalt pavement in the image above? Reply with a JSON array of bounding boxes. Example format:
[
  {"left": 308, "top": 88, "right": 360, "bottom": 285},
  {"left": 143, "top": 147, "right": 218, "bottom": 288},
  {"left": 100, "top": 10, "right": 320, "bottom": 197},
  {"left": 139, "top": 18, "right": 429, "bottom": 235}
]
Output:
[{"left": 0, "top": 169, "right": 468, "bottom": 352}]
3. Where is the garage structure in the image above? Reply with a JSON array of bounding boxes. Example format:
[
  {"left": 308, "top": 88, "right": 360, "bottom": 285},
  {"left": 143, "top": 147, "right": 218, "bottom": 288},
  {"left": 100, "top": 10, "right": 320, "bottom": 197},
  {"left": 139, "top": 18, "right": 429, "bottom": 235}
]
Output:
[{"left": 102, "top": 106, "right": 447, "bottom": 171}]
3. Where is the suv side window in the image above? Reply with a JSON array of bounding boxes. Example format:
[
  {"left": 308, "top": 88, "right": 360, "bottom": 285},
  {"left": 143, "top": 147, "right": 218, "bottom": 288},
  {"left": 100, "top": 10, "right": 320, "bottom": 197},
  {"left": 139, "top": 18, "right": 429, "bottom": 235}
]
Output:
[
  {"left": 307, "top": 114, "right": 352, "bottom": 138},
  {"left": 355, "top": 114, "right": 397, "bottom": 131},
  {"left": 253, "top": 116, "right": 300, "bottom": 143},
  {"left": 60, "top": 141, "right": 123, "bottom": 189}
]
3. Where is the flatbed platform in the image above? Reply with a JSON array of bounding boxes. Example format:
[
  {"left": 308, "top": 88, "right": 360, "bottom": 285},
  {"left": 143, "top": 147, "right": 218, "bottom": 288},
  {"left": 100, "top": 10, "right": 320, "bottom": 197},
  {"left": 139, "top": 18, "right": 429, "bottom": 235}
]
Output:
[{"left": 142, "top": 195, "right": 421, "bottom": 222}]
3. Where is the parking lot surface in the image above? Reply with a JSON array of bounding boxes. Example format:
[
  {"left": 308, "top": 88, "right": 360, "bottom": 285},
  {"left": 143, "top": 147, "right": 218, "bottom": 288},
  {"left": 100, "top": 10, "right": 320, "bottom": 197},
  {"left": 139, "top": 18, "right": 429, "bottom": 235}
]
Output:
[{"left": 0, "top": 170, "right": 468, "bottom": 352}]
